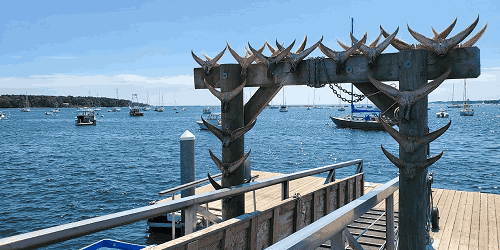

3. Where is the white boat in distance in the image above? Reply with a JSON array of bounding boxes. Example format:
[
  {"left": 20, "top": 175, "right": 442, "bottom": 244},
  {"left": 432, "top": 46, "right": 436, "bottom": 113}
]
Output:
[
  {"left": 436, "top": 108, "right": 449, "bottom": 118},
  {"left": 21, "top": 92, "right": 30, "bottom": 112},
  {"left": 459, "top": 79, "right": 474, "bottom": 116},
  {"left": 197, "top": 113, "right": 221, "bottom": 130}
]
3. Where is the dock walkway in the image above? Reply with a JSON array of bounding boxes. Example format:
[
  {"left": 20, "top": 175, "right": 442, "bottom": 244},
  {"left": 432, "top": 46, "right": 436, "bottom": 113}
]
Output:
[{"left": 156, "top": 171, "right": 499, "bottom": 249}]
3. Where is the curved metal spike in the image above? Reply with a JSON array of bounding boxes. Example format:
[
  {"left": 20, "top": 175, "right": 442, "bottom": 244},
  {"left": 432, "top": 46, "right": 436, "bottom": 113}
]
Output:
[
  {"left": 203, "top": 79, "right": 246, "bottom": 112},
  {"left": 408, "top": 15, "right": 479, "bottom": 56},
  {"left": 320, "top": 33, "right": 367, "bottom": 75},
  {"left": 229, "top": 119, "right": 257, "bottom": 146},
  {"left": 381, "top": 145, "right": 444, "bottom": 179},
  {"left": 288, "top": 36, "right": 323, "bottom": 73},
  {"left": 249, "top": 41, "right": 295, "bottom": 78},
  {"left": 201, "top": 115, "right": 223, "bottom": 137},
  {"left": 203, "top": 117, "right": 256, "bottom": 148},
  {"left": 432, "top": 17, "right": 457, "bottom": 40},
  {"left": 208, "top": 172, "right": 223, "bottom": 190},
  {"left": 226, "top": 150, "right": 251, "bottom": 177},
  {"left": 460, "top": 23, "right": 487, "bottom": 48},
  {"left": 202, "top": 53, "right": 218, "bottom": 67},
  {"left": 368, "top": 68, "right": 451, "bottom": 121},
  {"left": 380, "top": 25, "right": 415, "bottom": 51},
  {"left": 192, "top": 47, "right": 227, "bottom": 75},
  {"left": 380, "top": 119, "right": 451, "bottom": 153},
  {"left": 368, "top": 33, "right": 382, "bottom": 48},
  {"left": 352, "top": 27, "right": 399, "bottom": 69},
  {"left": 337, "top": 40, "right": 361, "bottom": 55},
  {"left": 295, "top": 35, "right": 308, "bottom": 53},
  {"left": 227, "top": 43, "right": 265, "bottom": 77},
  {"left": 265, "top": 40, "right": 278, "bottom": 55},
  {"left": 208, "top": 148, "right": 225, "bottom": 174}
]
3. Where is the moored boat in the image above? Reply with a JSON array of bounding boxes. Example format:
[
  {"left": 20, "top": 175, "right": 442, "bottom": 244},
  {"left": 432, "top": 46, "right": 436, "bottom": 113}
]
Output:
[
  {"left": 75, "top": 109, "right": 96, "bottom": 126},
  {"left": 436, "top": 108, "right": 449, "bottom": 118},
  {"left": 196, "top": 113, "right": 221, "bottom": 129}
]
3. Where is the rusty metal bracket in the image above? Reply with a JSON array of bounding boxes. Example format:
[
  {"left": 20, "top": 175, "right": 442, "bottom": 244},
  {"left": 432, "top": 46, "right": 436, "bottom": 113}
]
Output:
[
  {"left": 203, "top": 79, "right": 246, "bottom": 113},
  {"left": 202, "top": 116, "right": 256, "bottom": 148},
  {"left": 380, "top": 119, "right": 451, "bottom": 153},
  {"left": 381, "top": 145, "right": 443, "bottom": 179},
  {"left": 368, "top": 68, "right": 451, "bottom": 122}
]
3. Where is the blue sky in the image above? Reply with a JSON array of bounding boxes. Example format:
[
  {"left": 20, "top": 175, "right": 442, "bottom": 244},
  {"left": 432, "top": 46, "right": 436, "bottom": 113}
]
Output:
[{"left": 1, "top": 0, "right": 499, "bottom": 105}]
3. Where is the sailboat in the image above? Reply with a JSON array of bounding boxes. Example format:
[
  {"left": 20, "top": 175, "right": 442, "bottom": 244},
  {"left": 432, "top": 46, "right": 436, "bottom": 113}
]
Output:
[
  {"left": 447, "top": 83, "right": 461, "bottom": 108},
  {"left": 279, "top": 87, "right": 288, "bottom": 112},
  {"left": 129, "top": 94, "right": 144, "bottom": 116},
  {"left": 173, "top": 93, "right": 178, "bottom": 111},
  {"left": 143, "top": 92, "right": 151, "bottom": 111},
  {"left": 459, "top": 79, "right": 474, "bottom": 116},
  {"left": 154, "top": 90, "right": 164, "bottom": 112},
  {"left": 338, "top": 97, "right": 345, "bottom": 111},
  {"left": 21, "top": 92, "right": 30, "bottom": 112},
  {"left": 112, "top": 89, "right": 121, "bottom": 112}
]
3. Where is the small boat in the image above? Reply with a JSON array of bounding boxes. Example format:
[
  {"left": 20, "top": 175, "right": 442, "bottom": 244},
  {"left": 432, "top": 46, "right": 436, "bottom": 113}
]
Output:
[
  {"left": 129, "top": 94, "right": 144, "bottom": 116},
  {"left": 279, "top": 87, "right": 288, "bottom": 112},
  {"left": 182, "top": 108, "right": 187, "bottom": 111},
  {"left": 45, "top": 111, "right": 53, "bottom": 115},
  {"left": 196, "top": 113, "right": 221, "bottom": 129},
  {"left": 142, "top": 92, "right": 151, "bottom": 111},
  {"left": 147, "top": 212, "right": 183, "bottom": 235},
  {"left": 269, "top": 105, "right": 279, "bottom": 109},
  {"left": 21, "top": 92, "right": 30, "bottom": 112},
  {"left": 436, "top": 108, "right": 449, "bottom": 118},
  {"left": 51, "top": 108, "right": 61, "bottom": 113},
  {"left": 203, "top": 107, "right": 211, "bottom": 114},
  {"left": 338, "top": 106, "right": 346, "bottom": 111},
  {"left": 448, "top": 83, "right": 461, "bottom": 108},
  {"left": 459, "top": 79, "right": 474, "bottom": 116},
  {"left": 330, "top": 103, "right": 389, "bottom": 131},
  {"left": 80, "top": 239, "right": 145, "bottom": 250},
  {"left": 0, "top": 111, "right": 6, "bottom": 120},
  {"left": 75, "top": 109, "right": 96, "bottom": 126},
  {"left": 112, "top": 107, "right": 121, "bottom": 112}
]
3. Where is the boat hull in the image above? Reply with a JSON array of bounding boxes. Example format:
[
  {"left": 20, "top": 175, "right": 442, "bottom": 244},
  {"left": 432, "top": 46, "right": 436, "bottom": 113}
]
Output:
[{"left": 330, "top": 116, "right": 385, "bottom": 131}]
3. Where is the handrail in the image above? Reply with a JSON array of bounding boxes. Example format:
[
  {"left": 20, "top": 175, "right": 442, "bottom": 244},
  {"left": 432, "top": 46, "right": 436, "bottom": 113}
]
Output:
[
  {"left": 0, "top": 159, "right": 362, "bottom": 250},
  {"left": 158, "top": 173, "right": 222, "bottom": 196},
  {"left": 266, "top": 176, "right": 399, "bottom": 250}
]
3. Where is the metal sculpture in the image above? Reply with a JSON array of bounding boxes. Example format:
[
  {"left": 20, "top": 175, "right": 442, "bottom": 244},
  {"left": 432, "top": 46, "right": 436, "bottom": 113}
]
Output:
[
  {"left": 337, "top": 32, "right": 380, "bottom": 55},
  {"left": 191, "top": 15, "right": 485, "bottom": 249}
]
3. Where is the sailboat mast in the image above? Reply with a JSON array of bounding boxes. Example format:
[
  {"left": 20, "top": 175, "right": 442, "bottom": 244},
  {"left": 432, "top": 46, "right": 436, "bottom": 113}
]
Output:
[{"left": 350, "top": 17, "right": 354, "bottom": 116}]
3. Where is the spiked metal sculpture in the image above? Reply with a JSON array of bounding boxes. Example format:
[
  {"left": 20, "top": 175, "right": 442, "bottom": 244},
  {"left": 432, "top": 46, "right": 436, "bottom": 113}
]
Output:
[
  {"left": 337, "top": 33, "right": 381, "bottom": 55},
  {"left": 408, "top": 16, "right": 479, "bottom": 56},
  {"left": 208, "top": 148, "right": 251, "bottom": 178},
  {"left": 368, "top": 68, "right": 451, "bottom": 121},
  {"left": 249, "top": 40, "right": 295, "bottom": 78},
  {"left": 276, "top": 36, "right": 323, "bottom": 73},
  {"left": 227, "top": 43, "right": 265, "bottom": 77},
  {"left": 203, "top": 79, "right": 246, "bottom": 113},
  {"left": 319, "top": 32, "right": 367, "bottom": 75},
  {"left": 202, "top": 116, "right": 256, "bottom": 148},
  {"left": 381, "top": 146, "right": 443, "bottom": 179},
  {"left": 351, "top": 27, "right": 399, "bottom": 69},
  {"left": 192, "top": 47, "right": 227, "bottom": 75}
]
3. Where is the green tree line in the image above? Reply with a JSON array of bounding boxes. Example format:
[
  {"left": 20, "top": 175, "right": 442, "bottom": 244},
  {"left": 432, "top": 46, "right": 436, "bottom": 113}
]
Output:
[{"left": 0, "top": 95, "right": 146, "bottom": 108}]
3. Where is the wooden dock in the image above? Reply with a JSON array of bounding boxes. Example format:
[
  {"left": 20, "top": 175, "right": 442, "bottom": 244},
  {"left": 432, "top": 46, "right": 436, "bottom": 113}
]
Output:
[{"left": 155, "top": 171, "right": 500, "bottom": 249}]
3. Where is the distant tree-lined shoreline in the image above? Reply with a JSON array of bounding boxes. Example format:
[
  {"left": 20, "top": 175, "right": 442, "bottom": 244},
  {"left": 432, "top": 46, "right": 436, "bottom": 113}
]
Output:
[{"left": 0, "top": 95, "right": 146, "bottom": 108}]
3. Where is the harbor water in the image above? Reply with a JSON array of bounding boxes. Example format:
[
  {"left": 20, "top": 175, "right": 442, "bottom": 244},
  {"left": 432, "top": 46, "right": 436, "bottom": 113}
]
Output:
[{"left": 1, "top": 104, "right": 499, "bottom": 249}]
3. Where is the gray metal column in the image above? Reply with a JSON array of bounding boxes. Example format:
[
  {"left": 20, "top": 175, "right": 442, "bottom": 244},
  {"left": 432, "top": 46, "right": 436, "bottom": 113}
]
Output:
[
  {"left": 398, "top": 50, "right": 429, "bottom": 249},
  {"left": 180, "top": 130, "right": 196, "bottom": 234}
]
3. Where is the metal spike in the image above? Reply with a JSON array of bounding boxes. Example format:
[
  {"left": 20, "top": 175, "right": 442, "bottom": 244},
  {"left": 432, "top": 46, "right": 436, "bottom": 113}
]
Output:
[
  {"left": 208, "top": 172, "right": 223, "bottom": 190},
  {"left": 203, "top": 79, "right": 246, "bottom": 112},
  {"left": 202, "top": 117, "right": 256, "bottom": 148},
  {"left": 287, "top": 36, "right": 323, "bottom": 73},
  {"left": 460, "top": 23, "right": 487, "bottom": 48},
  {"left": 337, "top": 40, "right": 361, "bottom": 55},
  {"left": 208, "top": 148, "right": 251, "bottom": 178},
  {"left": 320, "top": 33, "right": 367, "bottom": 75},
  {"left": 295, "top": 35, "right": 308, "bottom": 53},
  {"left": 368, "top": 68, "right": 451, "bottom": 121},
  {"left": 431, "top": 17, "right": 457, "bottom": 40},
  {"left": 352, "top": 27, "right": 399, "bottom": 69},
  {"left": 380, "top": 119, "right": 451, "bottom": 153},
  {"left": 249, "top": 41, "right": 295, "bottom": 78},
  {"left": 368, "top": 34, "right": 382, "bottom": 48},
  {"left": 381, "top": 145, "right": 443, "bottom": 179},
  {"left": 192, "top": 47, "right": 227, "bottom": 75},
  {"left": 265, "top": 40, "right": 278, "bottom": 55},
  {"left": 408, "top": 15, "right": 479, "bottom": 56},
  {"left": 380, "top": 25, "right": 415, "bottom": 51},
  {"left": 227, "top": 43, "right": 265, "bottom": 77}
]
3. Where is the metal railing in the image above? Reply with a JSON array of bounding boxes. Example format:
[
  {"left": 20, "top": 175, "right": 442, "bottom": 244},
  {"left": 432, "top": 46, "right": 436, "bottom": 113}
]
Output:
[
  {"left": 267, "top": 176, "right": 399, "bottom": 250},
  {"left": 0, "top": 159, "right": 362, "bottom": 250}
]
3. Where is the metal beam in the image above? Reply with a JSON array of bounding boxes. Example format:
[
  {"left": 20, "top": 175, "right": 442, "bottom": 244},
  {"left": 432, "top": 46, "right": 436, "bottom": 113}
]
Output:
[
  {"left": 195, "top": 47, "right": 480, "bottom": 89},
  {"left": 244, "top": 85, "right": 282, "bottom": 126}
]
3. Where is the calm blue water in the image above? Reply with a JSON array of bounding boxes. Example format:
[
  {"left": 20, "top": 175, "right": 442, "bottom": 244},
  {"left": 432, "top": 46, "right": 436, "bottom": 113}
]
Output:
[{"left": 1, "top": 104, "right": 499, "bottom": 249}]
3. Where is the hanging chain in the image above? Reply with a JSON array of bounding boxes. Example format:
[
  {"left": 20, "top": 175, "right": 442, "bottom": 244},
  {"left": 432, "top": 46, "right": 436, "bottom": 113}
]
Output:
[{"left": 305, "top": 56, "right": 365, "bottom": 103}]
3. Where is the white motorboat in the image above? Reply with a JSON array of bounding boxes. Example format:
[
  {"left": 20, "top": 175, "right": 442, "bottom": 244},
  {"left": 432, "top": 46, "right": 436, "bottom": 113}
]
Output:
[
  {"left": 203, "top": 107, "right": 211, "bottom": 114},
  {"left": 436, "top": 108, "right": 449, "bottom": 118},
  {"left": 75, "top": 109, "right": 96, "bottom": 126},
  {"left": 197, "top": 113, "right": 221, "bottom": 130}
]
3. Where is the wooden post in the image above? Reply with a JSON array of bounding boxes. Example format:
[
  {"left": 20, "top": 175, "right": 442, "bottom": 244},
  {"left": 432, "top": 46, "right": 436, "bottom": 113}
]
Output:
[
  {"left": 397, "top": 49, "right": 429, "bottom": 249},
  {"left": 220, "top": 64, "right": 246, "bottom": 220},
  {"left": 385, "top": 194, "right": 395, "bottom": 250}
]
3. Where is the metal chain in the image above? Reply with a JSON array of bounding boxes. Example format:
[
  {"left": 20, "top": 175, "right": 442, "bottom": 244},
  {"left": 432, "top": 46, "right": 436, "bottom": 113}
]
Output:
[{"left": 306, "top": 57, "right": 327, "bottom": 88}]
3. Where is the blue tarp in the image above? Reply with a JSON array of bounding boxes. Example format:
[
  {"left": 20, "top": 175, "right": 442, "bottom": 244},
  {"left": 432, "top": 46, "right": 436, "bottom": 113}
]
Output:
[{"left": 80, "top": 239, "right": 145, "bottom": 250}]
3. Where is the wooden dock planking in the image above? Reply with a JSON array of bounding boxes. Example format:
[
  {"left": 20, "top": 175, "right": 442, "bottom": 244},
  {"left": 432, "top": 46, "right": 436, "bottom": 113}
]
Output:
[{"left": 154, "top": 171, "right": 500, "bottom": 250}]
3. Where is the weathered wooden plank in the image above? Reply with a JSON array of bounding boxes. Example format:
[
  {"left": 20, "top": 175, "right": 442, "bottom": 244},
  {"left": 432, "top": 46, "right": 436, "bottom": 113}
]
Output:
[
  {"left": 440, "top": 191, "right": 464, "bottom": 250},
  {"left": 276, "top": 202, "right": 295, "bottom": 242},
  {"left": 194, "top": 47, "right": 480, "bottom": 89},
  {"left": 458, "top": 191, "right": 474, "bottom": 250},
  {"left": 469, "top": 192, "right": 481, "bottom": 250},
  {"left": 250, "top": 217, "right": 258, "bottom": 250},
  {"left": 490, "top": 194, "right": 500, "bottom": 250},
  {"left": 432, "top": 189, "right": 456, "bottom": 248},
  {"left": 479, "top": 193, "right": 489, "bottom": 250},
  {"left": 496, "top": 195, "right": 500, "bottom": 250},
  {"left": 448, "top": 191, "right": 468, "bottom": 250},
  {"left": 272, "top": 208, "right": 279, "bottom": 244}
]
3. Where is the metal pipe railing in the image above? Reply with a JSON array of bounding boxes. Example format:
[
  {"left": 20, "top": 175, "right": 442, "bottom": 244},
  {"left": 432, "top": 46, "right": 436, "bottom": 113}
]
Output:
[
  {"left": 0, "top": 159, "right": 362, "bottom": 250},
  {"left": 266, "top": 176, "right": 399, "bottom": 250}
]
